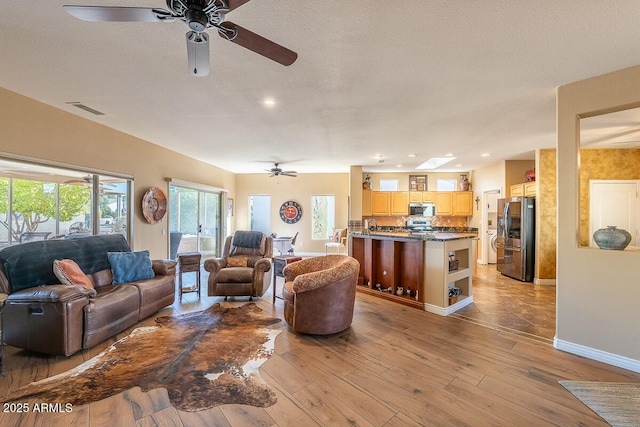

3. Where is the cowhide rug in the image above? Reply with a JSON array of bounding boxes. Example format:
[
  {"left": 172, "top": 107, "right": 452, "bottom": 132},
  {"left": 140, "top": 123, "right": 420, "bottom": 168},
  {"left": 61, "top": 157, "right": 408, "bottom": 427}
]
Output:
[{"left": 3, "top": 303, "right": 282, "bottom": 411}]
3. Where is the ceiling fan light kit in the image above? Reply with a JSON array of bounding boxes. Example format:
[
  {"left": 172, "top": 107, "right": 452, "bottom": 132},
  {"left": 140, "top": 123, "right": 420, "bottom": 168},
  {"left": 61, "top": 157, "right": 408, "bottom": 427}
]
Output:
[
  {"left": 63, "top": 0, "right": 297, "bottom": 77},
  {"left": 267, "top": 163, "right": 297, "bottom": 178}
]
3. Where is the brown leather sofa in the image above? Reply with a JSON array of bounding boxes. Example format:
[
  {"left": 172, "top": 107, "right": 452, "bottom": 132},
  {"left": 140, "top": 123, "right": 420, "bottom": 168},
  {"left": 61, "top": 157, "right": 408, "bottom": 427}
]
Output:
[
  {"left": 204, "top": 232, "right": 272, "bottom": 299},
  {"left": 0, "top": 234, "right": 176, "bottom": 356},
  {"left": 282, "top": 255, "right": 360, "bottom": 334}
]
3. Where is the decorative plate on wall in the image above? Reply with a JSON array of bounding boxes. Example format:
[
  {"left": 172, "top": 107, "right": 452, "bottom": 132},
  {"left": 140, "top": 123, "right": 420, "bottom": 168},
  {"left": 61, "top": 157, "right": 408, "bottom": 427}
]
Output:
[
  {"left": 279, "top": 200, "right": 302, "bottom": 224},
  {"left": 142, "top": 187, "right": 167, "bottom": 224}
]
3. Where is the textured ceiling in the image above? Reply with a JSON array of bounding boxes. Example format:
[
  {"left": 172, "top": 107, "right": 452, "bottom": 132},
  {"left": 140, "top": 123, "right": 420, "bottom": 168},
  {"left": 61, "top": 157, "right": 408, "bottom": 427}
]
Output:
[{"left": 2, "top": 1, "right": 640, "bottom": 174}]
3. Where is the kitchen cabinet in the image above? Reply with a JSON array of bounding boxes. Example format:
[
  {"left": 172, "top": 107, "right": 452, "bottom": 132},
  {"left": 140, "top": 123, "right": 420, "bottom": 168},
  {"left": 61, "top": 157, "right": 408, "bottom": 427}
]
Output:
[
  {"left": 510, "top": 183, "right": 524, "bottom": 197},
  {"left": 362, "top": 189, "right": 372, "bottom": 216},
  {"left": 409, "top": 191, "right": 435, "bottom": 203},
  {"left": 524, "top": 182, "right": 536, "bottom": 196},
  {"left": 435, "top": 191, "right": 473, "bottom": 216},
  {"left": 391, "top": 192, "right": 409, "bottom": 215},
  {"left": 370, "top": 191, "right": 408, "bottom": 216},
  {"left": 510, "top": 183, "right": 536, "bottom": 197},
  {"left": 435, "top": 192, "right": 453, "bottom": 215},
  {"left": 371, "top": 191, "right": 391, "bottom": 215},
  {"left": 452, "top": 191, "right": 473, "bottom": 216}
]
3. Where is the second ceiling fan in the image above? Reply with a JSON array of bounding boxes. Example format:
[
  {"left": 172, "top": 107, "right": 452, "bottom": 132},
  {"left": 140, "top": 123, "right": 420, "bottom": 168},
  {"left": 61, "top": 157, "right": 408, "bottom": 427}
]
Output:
[
  {"left": 267, "top": 163, "right": 297, "bottom": 178},
  {"left": 63, "top": 0, "right": 298, "bottom": 77}
]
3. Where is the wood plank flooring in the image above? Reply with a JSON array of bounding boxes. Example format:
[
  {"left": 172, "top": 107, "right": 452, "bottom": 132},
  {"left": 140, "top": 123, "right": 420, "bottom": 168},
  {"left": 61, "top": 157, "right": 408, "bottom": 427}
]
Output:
[{"left": 0, "top": 267, "right": 638, "bottom": 426}]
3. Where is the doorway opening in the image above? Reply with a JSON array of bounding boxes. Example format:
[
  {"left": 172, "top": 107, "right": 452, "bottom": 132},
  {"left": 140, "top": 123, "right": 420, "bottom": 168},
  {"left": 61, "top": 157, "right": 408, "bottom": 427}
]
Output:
[{"left": 480, "top": 189, "right": 501, "bottom": 265}]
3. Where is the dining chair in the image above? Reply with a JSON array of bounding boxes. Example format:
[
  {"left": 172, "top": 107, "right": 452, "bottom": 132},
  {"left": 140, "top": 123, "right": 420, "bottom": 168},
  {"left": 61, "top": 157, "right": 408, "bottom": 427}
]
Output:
[{"left": 287, "top": 232, "right": 299, "bottom": 254}]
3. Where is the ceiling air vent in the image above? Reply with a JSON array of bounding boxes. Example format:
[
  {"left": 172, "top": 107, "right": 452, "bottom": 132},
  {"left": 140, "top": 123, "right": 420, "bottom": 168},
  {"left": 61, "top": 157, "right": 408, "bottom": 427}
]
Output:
[{"left": 65, "top": 102, "right": 105, "bottom": 116}]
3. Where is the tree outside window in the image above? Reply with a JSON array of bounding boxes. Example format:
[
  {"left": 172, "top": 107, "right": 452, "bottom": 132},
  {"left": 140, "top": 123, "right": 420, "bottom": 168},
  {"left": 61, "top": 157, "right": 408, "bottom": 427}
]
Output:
[
  {"left": 0, "top": 178, "right": 90, "bottom": 243},
  {"left": 311, "top": 195, "right": 335, "bottom": 240}
]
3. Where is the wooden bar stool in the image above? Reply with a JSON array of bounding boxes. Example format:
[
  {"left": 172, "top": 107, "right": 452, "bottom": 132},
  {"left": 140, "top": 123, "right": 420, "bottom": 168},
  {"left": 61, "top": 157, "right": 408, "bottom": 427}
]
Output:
[{"left": 177, "top": 252, "right": 201, "bottom": 303}]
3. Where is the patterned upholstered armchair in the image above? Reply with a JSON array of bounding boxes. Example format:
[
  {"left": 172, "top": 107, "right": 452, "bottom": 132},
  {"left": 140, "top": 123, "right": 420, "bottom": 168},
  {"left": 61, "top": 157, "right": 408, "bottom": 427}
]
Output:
[
  {"left": 282, "top": 255, "right": 360, "bottom": 334},
  {"left": 204, "top": 231, "right": 273, "bottom": 299}
]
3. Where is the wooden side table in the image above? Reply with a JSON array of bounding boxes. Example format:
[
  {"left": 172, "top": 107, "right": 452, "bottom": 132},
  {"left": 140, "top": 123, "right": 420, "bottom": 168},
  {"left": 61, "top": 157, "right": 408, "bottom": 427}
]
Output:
[
  {"left": 272, "top": 255, "right": 302, "bottom": 303},
  {"left": 177, "top": 252, "right": 201, "bottom": 303}
]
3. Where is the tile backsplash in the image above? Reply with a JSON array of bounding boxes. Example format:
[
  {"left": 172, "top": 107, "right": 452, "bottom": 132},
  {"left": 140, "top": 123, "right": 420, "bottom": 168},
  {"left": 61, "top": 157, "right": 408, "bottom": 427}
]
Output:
[{"left": 361, "top": 216, "right": 468, "bottom": 228}]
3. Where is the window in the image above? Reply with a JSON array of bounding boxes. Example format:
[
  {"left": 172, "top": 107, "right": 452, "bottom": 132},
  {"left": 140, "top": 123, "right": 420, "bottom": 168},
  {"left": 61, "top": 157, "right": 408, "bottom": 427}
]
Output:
[
  {"left": 436, "top": 179, "right": 457, "bottom": 191},
  {"left": 0, "top": 158, "right": 132, "bottom": 246},
  {"left": 311, "top": 195, "right": 335, "bottom": 240},
  {"left": 379, "top": 179, "right": 399, "bottom": 191}
]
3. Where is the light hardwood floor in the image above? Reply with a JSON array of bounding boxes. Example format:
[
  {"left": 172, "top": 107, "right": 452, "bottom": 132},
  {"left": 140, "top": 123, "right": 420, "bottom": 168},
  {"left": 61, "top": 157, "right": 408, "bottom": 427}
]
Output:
[{"left": 0, "top": 269, "right": 638, "bottom": 426}]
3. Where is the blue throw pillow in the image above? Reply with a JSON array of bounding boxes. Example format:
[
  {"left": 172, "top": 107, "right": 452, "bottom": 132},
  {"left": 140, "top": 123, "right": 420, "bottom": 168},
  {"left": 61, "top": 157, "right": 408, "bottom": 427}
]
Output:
[{"left": 107, "top": 250, "right": 155, "bottom": 284}]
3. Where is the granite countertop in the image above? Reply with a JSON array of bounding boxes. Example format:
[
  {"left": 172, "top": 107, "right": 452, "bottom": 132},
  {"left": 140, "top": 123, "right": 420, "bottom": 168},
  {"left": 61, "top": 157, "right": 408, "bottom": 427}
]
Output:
[{"left": 350, "top": 231, "right": 478, "bottom": 241}]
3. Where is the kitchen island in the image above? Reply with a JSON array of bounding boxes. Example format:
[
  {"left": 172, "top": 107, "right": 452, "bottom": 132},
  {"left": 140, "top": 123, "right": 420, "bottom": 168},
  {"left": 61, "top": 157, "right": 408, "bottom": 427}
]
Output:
[{"left": 350, "top": 231, "right": 477, "bottom": 315}]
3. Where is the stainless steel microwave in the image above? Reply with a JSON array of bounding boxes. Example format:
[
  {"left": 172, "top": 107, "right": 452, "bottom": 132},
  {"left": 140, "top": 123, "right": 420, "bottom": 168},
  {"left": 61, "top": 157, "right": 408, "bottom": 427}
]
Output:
[{"left": 409, "top": 202, "right": 435, "bottom": 217}]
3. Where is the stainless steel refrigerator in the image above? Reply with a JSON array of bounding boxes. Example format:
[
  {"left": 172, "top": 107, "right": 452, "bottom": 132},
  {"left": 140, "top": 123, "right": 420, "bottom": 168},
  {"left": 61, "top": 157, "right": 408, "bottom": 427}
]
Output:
[{"left": 496, "top": 196, "right": 535, "bottom": 282}]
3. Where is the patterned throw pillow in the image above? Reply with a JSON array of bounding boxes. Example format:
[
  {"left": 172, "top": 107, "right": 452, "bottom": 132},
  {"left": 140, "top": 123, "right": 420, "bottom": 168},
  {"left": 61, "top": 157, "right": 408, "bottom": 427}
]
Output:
[
  {"left": 53, "top": 259, "right": 96, "bottom": 295},
  {"left": 226, "top": 257, "right": 248, "bottom": 267}
]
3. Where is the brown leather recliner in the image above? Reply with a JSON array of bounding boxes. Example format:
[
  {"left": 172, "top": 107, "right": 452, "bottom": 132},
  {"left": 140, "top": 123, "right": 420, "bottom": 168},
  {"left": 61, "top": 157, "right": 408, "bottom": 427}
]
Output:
[
  {"left": 204, "top": 232, "right": 272, "bottom": 299},
  {"left": 282, "top": 255, "right": 360, "bottom": 335}
]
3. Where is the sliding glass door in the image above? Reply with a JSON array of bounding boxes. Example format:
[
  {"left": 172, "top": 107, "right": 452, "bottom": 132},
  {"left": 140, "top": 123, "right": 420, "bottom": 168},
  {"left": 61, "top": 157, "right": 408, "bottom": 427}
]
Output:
[{"left": 169, "top": 185, "right": 222, "bottom": 260}]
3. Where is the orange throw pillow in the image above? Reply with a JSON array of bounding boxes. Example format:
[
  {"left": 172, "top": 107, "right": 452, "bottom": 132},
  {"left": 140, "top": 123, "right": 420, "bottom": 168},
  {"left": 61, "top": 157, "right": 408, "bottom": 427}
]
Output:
[
  {"left": 226, "top": 257, "right": 248, "bottom": 267},
  {"left": 53, "top": 259, "right": 95, "bottom": 292}
]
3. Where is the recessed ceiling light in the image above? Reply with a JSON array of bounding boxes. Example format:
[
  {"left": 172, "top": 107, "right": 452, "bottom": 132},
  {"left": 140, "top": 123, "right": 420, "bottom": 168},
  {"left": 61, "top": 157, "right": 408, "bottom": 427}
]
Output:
[
  {"left": 455, "top": 164, "right": 462, "bottom": 167},
  {"left": 408, "top": 154, "right": 417, "bottom": 158},
  {"left": 445, "top": 153, "right": 456, "bottom": 157},
  {"left": 416, "top": 157, "right": 456, "bottom": 170},
  {"left": 481, "top": 153, "right": 491, "bottom": 157},
  {"left": 263, "top": 98, "right": 276, "bottom": 107},
  {"left": 396, "top": 164, "right": 403, "bottom": 168}
]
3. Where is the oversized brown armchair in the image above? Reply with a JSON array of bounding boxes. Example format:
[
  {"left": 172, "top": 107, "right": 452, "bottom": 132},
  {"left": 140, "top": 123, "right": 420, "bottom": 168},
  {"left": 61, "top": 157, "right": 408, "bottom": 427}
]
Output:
[
  {"left": 282, "top": 255, "right": 360, "bottom": 334},
  {"left": 204, "top": 231, "right": 273, "bottom": 299}
]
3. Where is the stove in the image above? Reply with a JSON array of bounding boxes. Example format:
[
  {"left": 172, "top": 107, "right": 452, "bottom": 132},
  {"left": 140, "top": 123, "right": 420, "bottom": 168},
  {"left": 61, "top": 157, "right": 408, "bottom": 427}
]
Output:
[{"left": 406, "top": 219, "right": 432, "bottom": 233}]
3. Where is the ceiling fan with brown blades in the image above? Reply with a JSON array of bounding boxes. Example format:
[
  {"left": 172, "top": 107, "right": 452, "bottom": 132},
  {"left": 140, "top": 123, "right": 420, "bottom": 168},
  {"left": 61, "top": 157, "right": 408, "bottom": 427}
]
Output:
[
  {"left": 63, "top": 0, "right": 298, "bottom": 77},
  {"left": 267, "top": 163, "right": 297, "bottom": 178}
]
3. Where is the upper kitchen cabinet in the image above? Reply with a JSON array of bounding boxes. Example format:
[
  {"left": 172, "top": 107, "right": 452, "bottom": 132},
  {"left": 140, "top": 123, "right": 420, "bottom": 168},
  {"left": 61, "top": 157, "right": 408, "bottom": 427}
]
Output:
[
  {"left": 436, "top": 191, "right": 473, "bottom": 216},
  {"left": 435, "top": 192, "right": 453, "bottom": 215},
  {"left": 453, "top": 191, "right": 473, "bottom": 216},
  {"left": 510, "top": 183, "right": 536, "bottom": 197},
  {"left": 409, "top": 191, "right": 435, "bottom": 203},
  {"left": 391, "top": 192, "right": 409, "bottom": 215},
  {"left": 369, "top": 191, "right": 409, "bottom": 216},
  {"left": 371, "top": 191, "right": 390, "bottom": 215},
  {"left": 362, "top": 189, "right": 372, "bottom": 216}
]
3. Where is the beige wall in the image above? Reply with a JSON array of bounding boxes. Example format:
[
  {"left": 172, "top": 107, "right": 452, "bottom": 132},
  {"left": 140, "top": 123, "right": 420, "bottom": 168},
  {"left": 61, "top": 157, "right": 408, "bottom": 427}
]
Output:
[
  {"left": 0, "top": 87, "right": 235, "bottom": 259},
  {"left": 505, "top": 160, "right": 535, "bottom": 190},
  {"left": 235, "top": 173, "right": 349, "bottom": 254},
  {"left": 557, "top": 65, "right": 640, "bottom": 365}
]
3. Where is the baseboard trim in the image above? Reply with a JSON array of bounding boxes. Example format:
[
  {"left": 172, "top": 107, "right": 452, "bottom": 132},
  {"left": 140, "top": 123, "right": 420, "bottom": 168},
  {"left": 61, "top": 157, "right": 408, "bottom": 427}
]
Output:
[
  {"left": 554, "top": 338, "right": 640, "bottom": 373},
  {"left": 423, "top": 295, "right": 474, "bottom": 316},
  {"left": 534, "top": 278, "right": 556, "bottom": 286}
]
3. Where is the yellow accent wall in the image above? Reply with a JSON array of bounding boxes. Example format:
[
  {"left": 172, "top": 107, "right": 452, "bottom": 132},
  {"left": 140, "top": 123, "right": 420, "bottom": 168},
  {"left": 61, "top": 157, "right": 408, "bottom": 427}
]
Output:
[
  {"left": 536, "top": 149, "right": 557, "bottom": 280},
  {"left": 578, "top": 148, "right": 640, "bottom": 246}
]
